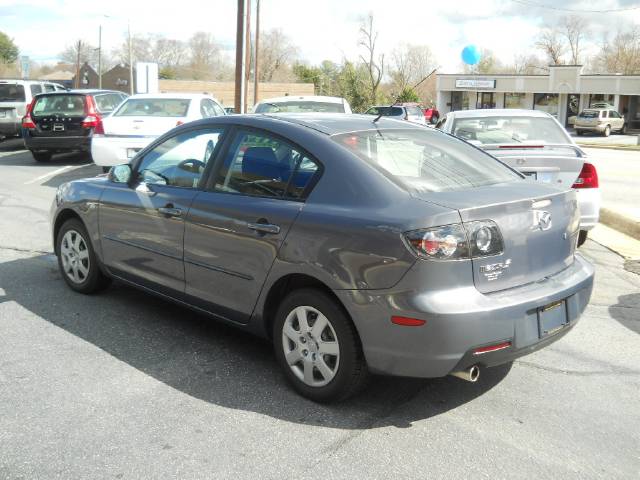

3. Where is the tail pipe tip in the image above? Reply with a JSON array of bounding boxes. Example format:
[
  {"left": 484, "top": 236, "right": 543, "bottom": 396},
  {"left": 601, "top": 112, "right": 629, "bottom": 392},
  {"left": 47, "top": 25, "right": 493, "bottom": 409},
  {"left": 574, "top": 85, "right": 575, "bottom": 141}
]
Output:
[{"left": 450, "top": 365, "right": 480, "bottom": 382}]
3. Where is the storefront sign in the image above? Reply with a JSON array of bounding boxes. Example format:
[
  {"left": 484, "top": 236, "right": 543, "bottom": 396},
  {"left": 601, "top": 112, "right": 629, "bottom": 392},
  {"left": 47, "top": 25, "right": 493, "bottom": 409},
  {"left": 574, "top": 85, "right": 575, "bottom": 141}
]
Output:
[{"left": 455, "top": 79, "right": 496, "bottom": 89}]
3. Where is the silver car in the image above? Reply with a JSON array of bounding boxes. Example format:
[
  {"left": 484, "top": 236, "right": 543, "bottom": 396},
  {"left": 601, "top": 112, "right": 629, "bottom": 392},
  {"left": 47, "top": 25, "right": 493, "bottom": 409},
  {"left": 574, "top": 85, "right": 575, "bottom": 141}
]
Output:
[
  {"left": 51, "top": 114, "right": 594, "bottom": 402},
  {"left": 574, "top": 108, "right": 626, "bottom": 136},
  {"left": 437, "top": 109, "right": 600, "bottom": 246}
]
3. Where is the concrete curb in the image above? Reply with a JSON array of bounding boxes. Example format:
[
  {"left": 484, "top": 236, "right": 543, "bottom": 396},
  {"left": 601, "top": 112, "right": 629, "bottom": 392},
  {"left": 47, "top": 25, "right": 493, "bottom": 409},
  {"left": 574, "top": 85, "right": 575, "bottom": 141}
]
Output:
[
  {"left": 599, "top": 208, "right": 640, "bottom": 240},
  {"left": 577, "top": 144, "right": 640, "bottom": 152}
]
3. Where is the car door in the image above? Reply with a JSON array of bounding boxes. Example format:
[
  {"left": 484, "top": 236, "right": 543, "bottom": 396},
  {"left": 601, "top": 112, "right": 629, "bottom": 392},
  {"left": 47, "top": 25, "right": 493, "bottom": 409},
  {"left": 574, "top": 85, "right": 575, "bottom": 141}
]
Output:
[
  {"left": 609, "top": 110, "right": 624, "bottom": 130},
  {"left": 183, "top": 128, "right": 321, "bottom": 323},
  {"left": 99, "top": 127, "right": 225, "bottom": 294}
]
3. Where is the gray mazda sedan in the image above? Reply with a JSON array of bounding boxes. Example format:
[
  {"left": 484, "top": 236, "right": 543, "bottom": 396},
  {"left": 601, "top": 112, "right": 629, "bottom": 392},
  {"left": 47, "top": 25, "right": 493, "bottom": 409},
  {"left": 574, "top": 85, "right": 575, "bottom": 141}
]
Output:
[{"left": 51, "top": 114, "right": 595, "bottom": 402}]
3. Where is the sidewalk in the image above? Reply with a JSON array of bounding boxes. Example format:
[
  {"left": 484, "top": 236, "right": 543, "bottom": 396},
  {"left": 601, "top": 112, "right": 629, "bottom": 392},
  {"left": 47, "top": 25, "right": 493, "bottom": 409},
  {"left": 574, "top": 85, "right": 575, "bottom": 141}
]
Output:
[{"left": 571, "top": 131, "right": 640, "bottom": 150}]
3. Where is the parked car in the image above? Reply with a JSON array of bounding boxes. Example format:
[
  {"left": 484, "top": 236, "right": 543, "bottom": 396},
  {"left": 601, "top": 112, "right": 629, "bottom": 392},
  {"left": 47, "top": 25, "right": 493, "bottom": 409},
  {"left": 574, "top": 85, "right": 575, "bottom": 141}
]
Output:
[
  {"left": 574, "top": 108, "right": 626, "bottom": 136},
  {"left": 91, "top": 93, "right": 226, "bottom": 171},
  {"left": 253, "top": 95, "right": 352, "bottom": 114},
  {"left": 423, "top": 106, "right": 440, "bottom": 124},
  {"left": 224, "top": 106, "right": 235, "bottom": 115},
  {"left": 364, "top": 104, "right": 426, "bottom": 124},
  {"left": 21, "top": 89, "right": 128, "bottom": 162},
  {"left": 51, "top": 114, "right": 594, "bottom": 402},
  {"left": 437, "top": 109, "right": 600, "bottom": 247},
  {"left": 0, "top": 79, "right": 66, "bottom": 138}
]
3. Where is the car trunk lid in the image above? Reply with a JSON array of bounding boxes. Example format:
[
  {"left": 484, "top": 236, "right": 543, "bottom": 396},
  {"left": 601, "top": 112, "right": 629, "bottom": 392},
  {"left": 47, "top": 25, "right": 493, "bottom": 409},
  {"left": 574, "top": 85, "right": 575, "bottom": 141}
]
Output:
[
  {"left": 101, "top": 115, "right": 184, "bottom": 137},
  {"left": 413, "top": 182, "right": 579, "bottom": 293}
]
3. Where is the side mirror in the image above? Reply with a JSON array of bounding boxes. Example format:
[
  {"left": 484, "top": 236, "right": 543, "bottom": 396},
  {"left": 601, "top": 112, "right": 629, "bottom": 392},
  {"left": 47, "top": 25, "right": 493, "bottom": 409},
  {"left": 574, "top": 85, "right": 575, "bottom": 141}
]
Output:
[{"left": 109, "top": 164, "right": 132, "bottom": 184}]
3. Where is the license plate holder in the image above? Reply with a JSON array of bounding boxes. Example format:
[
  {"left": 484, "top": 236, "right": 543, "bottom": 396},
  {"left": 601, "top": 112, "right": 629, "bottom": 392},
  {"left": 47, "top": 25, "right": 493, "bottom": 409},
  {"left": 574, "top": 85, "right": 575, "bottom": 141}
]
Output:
[
  {"left": 538, "top": 300, "right": 568, "bottom": 338},
  {"left": 126, "top": 148, "right": 141, "bottom": 159}
]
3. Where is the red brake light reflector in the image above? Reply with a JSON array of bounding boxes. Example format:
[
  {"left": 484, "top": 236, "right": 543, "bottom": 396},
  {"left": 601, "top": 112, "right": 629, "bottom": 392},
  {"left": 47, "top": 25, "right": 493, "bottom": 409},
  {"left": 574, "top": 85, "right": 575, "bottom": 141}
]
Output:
[
  {"left": 473, "top": 341, "right": 511, "bottom": 355},
  {"left": 22, "top": 99, "right": 37, "bottom": 129},
  {"left": 391, "top": 316, "right": 426, "bottom": 327},
  {"left": 572, "top": 162, "right": 598, "bottom": 189}
]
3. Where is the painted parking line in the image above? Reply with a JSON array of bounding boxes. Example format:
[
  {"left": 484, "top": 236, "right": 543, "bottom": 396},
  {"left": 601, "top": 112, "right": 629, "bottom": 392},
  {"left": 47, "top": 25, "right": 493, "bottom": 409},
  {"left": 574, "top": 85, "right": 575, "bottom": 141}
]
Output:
[
  {"left": 23, "top": 164, "right": 89, "bottom": 185},
  {"left": 0, "top": 150, "right": 27, "bottom": 158}
]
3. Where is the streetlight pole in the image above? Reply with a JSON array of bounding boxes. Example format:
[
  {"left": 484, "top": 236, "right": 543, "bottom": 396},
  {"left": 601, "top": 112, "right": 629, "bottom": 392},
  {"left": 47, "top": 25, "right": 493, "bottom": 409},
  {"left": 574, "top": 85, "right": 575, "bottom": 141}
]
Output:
[
  {"left": 244, "top": 0, "right": 251, "bottom": 112},
  {"left": 98, "top": 25, "right": 102, "bottom": 89},
  {"left": 128, "top": 21, "right": 134, "bottom": 95},
  {"left": 253, "top": 0, "right": 260, "bottom": 106},
  {"left": 234, "top": 0, "right": 246, "bottom": 113}
]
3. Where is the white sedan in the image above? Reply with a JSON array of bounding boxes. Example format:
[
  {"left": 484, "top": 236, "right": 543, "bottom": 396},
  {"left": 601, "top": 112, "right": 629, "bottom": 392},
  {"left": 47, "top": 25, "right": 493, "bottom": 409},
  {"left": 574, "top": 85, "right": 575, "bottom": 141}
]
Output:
[{"left": 91, "top": 93, "right": 225, "bottom": 170}]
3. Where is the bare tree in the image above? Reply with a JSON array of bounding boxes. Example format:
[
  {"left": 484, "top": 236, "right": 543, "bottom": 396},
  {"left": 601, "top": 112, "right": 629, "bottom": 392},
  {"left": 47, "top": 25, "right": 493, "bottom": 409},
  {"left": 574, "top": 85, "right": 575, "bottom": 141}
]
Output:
[
  {"left": 60, "top": 40, "right": 98, "bottom": 68},
  {"left": 561, "top": 15, "right": 587, "bottom": 64},
  {"left": 510, "top": 53, "right": 548, "bottom": 74},
  {"left": 153, "top": 37, "right": 187, "bottom": 68},
  {"left": 358, "top": 13, "right": 384, "bottom": 104},
  {"left": 389, "top": 44, "right": 436, "bottom": 90},
  {"left": 593, "top": 25, "right": 640, "bottom": 74},
  {"left": 258, "top": 29, "right": 298, "bottom": 82},
  {"left": 535, "top": 28, "right": 566, "bottom": 65}
]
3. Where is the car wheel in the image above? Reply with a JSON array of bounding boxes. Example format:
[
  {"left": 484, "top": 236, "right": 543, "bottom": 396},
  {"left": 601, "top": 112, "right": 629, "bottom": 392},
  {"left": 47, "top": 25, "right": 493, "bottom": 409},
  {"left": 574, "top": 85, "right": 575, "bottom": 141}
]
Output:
[
  {"left": 273, "top": 288, "right": 369, "bottom": 402},
  {"left": 32, "top": 150, "right": 52, "bottom": 162},
  {"left": 621, "top": 123, "right": 627, "bottom": 135},
  {"left": 603, "top": 125, "right": 610, "bottom": 137},
  {"left": 577, "top": 230, "right": 588, "bottom": 248},
  {"left": 430, "top": 116, "right": 439, "bottom": 125},
  {"left": 56, "top": 219, "right": 111, "bottom": 294}
]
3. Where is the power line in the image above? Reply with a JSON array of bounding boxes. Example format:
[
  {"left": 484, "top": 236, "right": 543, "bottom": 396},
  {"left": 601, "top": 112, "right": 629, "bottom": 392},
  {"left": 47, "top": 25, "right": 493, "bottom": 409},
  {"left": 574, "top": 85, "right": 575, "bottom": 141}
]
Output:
[{"left": 510, "top": 0, "right": 640, "bottom": 13}]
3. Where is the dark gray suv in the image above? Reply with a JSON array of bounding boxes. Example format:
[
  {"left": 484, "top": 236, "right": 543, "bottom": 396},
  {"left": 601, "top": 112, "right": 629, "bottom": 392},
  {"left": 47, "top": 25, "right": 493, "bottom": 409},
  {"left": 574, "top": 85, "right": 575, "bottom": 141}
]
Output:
[{"left": 51, "top": 114, "right": 594, "bottom": 402}]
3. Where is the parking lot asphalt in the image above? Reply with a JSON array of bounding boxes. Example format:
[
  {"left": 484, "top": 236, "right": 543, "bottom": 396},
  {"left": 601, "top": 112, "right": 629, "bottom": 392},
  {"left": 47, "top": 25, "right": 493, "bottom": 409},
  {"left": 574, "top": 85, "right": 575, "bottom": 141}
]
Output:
[{"left": 1, "top": 140, "right": 639, "bottom": 479}]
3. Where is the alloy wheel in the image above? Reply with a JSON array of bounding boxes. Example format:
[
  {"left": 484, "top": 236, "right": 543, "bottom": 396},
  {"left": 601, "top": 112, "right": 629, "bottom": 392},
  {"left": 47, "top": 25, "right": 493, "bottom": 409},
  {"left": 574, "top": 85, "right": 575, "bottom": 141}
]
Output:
[{"left": 60, "top": 229, "right": 90, "bottom": 284}]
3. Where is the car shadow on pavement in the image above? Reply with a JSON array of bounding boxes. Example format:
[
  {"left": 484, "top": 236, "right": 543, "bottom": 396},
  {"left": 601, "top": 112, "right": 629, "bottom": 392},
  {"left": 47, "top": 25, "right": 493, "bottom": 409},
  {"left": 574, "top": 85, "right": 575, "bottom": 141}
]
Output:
[
  {"left": 0, "top": 149, "right": 91, "bottom": 167},
  {"left": 0, "top": 253, "right": 511, "bottom": 430},
  {"left": 609, "top": 293, "right": 640, "bottom": 335}
]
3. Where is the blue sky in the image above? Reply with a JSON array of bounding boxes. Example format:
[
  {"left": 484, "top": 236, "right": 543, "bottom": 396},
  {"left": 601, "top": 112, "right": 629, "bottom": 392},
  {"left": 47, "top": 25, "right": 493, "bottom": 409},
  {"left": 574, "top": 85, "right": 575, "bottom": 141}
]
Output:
[{"left": 1, "top": 0, "right": 639, "bottom": 71}]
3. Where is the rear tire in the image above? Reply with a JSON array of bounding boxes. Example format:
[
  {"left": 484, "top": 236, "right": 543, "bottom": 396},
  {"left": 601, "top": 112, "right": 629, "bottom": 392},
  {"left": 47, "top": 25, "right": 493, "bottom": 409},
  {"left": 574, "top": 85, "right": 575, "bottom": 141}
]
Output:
[
  {"left": 603, "top": 125, "right": 611, "bottom": 137},
  {"left": 577, "top": 230, "right": 588, "bottom": 248},
  {"left": 56, "top": 218, "right": 111, "bottom": 294},
  {"left": 621, "top": 123, "right": 627, "bottom": 135},
  {"left": 31, "top": 150, "right": 52, "bottom": 162},
  {"left": 273, "top": 288, "right": 369, "bottom": 402},
  {"left": 576, "top": 130, "right": 584, "bottom": 136}
]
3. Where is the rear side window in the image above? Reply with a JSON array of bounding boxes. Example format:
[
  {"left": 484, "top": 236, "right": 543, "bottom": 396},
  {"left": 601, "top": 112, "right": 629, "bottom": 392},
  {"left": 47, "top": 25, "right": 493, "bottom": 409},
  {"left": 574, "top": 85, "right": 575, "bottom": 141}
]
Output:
[
  {"left": 115, "top": 98, "right": 190, "bottom": 117},
  {"left": 0, "top": 84, "right": 25, "bottom": 102},
  {"left": 30, "top": 84, "right": 43, "bottom": 96},
  {"left": 44, "top": 84, "right": 56, "bottom": 92},
  {"left": 214, "top": 130, "right": 319, "bottom": 199},
  {"left": 408, "top": 106, "right": 423, "bottom": 117},
  {"left": 32, "top": 95, "right": 86, "bottom": 116},
  {"left": 93, "top": 93, "right": 125, "bottom": 113},
  {"left": 333, "top": 129, "right": 520, "bottom": 192}
]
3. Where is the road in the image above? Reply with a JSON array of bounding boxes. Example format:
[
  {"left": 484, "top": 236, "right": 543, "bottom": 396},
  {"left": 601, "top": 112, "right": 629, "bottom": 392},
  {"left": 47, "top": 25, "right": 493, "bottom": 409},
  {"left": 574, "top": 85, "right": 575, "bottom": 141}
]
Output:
[{"left": 0, "top": 141, "right": 639, "bottom": 479}]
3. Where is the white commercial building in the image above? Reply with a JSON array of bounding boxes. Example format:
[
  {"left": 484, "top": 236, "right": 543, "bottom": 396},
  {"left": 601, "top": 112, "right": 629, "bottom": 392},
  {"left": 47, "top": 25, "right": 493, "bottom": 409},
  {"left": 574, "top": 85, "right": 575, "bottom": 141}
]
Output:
[{"left": 436, "top": 65, "right": 640, "bottom": 130}]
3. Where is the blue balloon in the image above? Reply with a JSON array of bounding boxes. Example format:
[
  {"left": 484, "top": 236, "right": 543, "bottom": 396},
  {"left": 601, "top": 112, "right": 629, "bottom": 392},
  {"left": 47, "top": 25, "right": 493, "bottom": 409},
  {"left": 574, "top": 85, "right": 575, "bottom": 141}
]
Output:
[{"left": 461, "top": 45, "right": 481, "bottom": 65}]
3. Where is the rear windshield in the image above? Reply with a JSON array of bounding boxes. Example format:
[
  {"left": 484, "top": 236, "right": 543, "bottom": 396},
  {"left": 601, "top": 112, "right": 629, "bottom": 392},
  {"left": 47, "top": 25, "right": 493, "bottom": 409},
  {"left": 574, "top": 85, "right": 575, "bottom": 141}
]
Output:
[
  {"left": 32, "top": 95, "right": 86, "bottom": 116},
  {"left": 579, "top": 110, "right": 599, "bottom": 118},
  {"left": 332, "top": 129, "right": 521, "bottom": 192},
  {"left": 115, "top": 98, "right": 190, "bottom": 117},
  {"left": 254, "top": 101, "right": 345, "bottom": 113},
  {"left": 365, "top": 106, "right": 404, "bottom": 117},
  {"left": 451, "top": 116, "right": 568, "bottom": 145},
  {"left": 0, "top": 84, "right": 26, "bottom": 102}
]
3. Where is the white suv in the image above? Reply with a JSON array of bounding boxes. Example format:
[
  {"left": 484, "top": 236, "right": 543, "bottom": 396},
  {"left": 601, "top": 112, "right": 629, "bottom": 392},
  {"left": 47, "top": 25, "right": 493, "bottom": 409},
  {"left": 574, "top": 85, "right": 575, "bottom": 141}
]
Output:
[{"left": 574, "top": 109, "right": 626, "bottom": 137}]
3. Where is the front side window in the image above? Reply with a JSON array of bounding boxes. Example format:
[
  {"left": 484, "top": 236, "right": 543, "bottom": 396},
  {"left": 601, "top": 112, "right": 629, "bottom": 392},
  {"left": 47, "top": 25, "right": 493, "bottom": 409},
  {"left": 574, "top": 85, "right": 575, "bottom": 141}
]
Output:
[
  {"left": 115, "top": 98, "right": 191, "bottom": 117},
  {"left": 451, "top": 116, "right": 569, "bottom": 145},
  {"left": 214, "top": 130, "right": 319, "bottom": 199},
  {"left": 200, "top": 99, "right": 216, "bottom": 118},
  {"left": 333, "top": 129, "right": 521, "bottom": 193},
  {"left": 136, "top": 128, "right": 224, "bottom": 188}
]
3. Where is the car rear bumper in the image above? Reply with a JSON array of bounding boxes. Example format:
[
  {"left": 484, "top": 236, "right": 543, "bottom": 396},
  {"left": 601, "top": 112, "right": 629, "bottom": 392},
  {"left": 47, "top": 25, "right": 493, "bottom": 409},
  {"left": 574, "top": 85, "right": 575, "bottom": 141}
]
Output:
[
  {"left": 336, "top": 253, "right": 594, "bottom": 378},
  {"left": 91, "top": 135, "right": 155, "bottom": 166},
  {"left": 575, "top": 187, "right": 600, "bottom": 231},
  {"left": 575, "top": 125, "right": 606, "bottom": 132},
  {"left": 23, "top": 134, "right": 90, "bottom": 152}
]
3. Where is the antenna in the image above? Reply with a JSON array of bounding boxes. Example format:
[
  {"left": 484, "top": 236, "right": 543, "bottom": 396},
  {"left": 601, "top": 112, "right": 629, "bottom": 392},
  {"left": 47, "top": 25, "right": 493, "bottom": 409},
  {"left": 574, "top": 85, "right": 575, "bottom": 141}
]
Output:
[{"left": 373, "top": 67, "right": 439, "bottom": 123}]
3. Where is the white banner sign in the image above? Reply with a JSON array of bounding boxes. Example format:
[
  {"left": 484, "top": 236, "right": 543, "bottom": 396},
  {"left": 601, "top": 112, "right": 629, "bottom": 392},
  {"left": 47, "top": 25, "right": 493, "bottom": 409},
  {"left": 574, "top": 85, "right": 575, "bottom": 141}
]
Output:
[{"left": 455, "top": 79, "right": 496, "bottom": 89}]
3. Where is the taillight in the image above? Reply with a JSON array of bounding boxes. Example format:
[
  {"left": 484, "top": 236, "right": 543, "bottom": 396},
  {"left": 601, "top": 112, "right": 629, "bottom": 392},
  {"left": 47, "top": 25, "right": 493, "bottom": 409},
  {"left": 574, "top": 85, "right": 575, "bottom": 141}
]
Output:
[
  {"left": 572, "top": 162, "right": 598, "bottom": 189},
  {"left": 82, "top": 95, "right": 104, "bottom": 134},
  {"left": 404, "top": 221, "right": 504, "bottom": 260},
  {"left": 22, "top": 99, "right": 37, "bottom": 129}
]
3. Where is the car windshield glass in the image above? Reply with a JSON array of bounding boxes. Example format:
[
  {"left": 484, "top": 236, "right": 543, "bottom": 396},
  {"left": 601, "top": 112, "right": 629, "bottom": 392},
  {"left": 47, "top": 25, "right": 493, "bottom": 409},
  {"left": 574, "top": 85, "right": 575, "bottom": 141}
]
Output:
[
  {"left": 115, "top": 98, "right": 190, "bottom": 117},
  {"left": 579, "top": 110, "right": 599, "bottom": 118},
  {"left": 0, "top": 84, "right": 26, "bottom": 102},
  {"left": 255, "top": 101, "right": 344, "bottom": 113},
  {"left": 451, "top": 116, "right": 568, "bottom": 145},
  {"left": 32, "top": 95, "right": 85, "bottom": 116},
  {"left": 365, "top": 106, "right": 403, "bottom": 116},
  {"left": 332, "top": 129, "right": 521, "bottom": 192}
]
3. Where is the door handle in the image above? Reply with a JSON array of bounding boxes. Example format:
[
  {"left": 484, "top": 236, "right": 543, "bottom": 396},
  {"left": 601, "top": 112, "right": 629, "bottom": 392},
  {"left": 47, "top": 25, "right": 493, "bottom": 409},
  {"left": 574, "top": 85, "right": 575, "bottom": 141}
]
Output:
[
  {"left": 158, "top": 206, "right": 183, "bottom": 217},
  {"left": 247, "top": 222, "right": 281, "bottom": 234}
]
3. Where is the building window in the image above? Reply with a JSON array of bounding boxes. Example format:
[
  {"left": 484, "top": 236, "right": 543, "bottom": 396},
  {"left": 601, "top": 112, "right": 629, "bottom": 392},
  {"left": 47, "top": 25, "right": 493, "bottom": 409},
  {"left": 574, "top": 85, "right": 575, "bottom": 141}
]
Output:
[
  {"left": 533, "top": 93, "right": 559, "bottom": 118},
  {"left": 504, "top": 93, "right": 526, "bottom": 109},
  {"left": 478, "top": 92, "right": 495, "bottom": 109},
  {"left": 451, "top": 91, "right": 475, "bottom": 111},
  {"left": 589, "top": 94, "right": 615, "bottom": 107}
]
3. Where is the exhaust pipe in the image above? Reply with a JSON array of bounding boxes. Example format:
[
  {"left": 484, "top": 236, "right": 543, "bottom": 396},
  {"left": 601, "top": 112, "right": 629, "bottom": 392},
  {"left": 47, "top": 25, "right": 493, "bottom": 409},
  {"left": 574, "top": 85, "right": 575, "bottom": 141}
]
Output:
[{"left": 450, "top": 365, "right": 480, "bottom": 382}]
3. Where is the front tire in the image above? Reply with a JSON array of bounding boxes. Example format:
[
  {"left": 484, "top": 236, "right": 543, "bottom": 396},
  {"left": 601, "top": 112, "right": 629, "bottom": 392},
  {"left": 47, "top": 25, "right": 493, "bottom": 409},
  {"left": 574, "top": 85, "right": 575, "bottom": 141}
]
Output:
[
  {"left": 56, "top": 219, "right": 110, "bottom": 293},
  {"left": 273, "top": 289, "right": 368, "bottom": 402},
  {"left": 32, "top": 150, "right": 52, "bottom": 162},
  {"left": 577, "top": 230, "right": 588, "bottom": 248}
]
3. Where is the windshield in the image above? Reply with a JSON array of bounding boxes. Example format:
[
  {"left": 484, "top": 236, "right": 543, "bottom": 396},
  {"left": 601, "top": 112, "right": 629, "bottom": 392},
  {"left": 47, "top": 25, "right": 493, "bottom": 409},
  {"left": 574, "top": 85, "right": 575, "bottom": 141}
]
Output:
[
  {"left": 255, "top": 101, "right": 345, "bottom": 113},
  {"left": 0, "top": 84, "right": 26, "bottom": 102},
  {"left": 451, "top": 116, "right": 569, "bottom": 145},
  {"left": 115, "top": 98, "right": 191, "bottom": 117},
  {"left": 332, "top": 129, "right": 521, "bottom": 192},
  {"left": 365, "top": 106, "right": 404, "bottom": 117},
  {"left": 32, "top": 95, "right": 85, "bottom": 116}
]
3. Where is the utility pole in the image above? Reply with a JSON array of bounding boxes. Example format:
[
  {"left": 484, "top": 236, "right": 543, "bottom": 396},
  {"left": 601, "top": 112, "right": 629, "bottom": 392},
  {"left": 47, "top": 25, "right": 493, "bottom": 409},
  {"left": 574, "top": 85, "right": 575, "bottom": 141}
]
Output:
[
  {"left": 234, "top": 0, "right": 246, "bottom": 113},
  {"left": 128, "top": 21, "right": 134, "bottom": 95},
  {"left": 253, "top": 0, "right": 260, "bottom": 106},
  {"left": 98, "top": 25, "right": 102, "bottom": 89},
  {"left": 244, "top": 0, "right": 252, "bottom": 112},
  {"left": 75, "top": 40, "right": 82, "bottom": 89}
]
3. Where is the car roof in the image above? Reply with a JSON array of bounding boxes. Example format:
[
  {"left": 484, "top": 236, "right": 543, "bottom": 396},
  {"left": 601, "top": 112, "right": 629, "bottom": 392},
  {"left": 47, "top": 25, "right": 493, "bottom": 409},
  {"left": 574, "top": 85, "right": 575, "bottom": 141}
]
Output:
[
  {"left": 36, "top": 89, "right": 124, "bottom": 95},
  {"left": 448, "top": 109, "right": 553, "bottom": 118},
  {"left": 256, "top": 95, "right": 346, "bottom": 105},
  {"left": 128, "top": 92, "right": 219, "bottom": 101},
  {"left": 260, "top": 113, "right": 425, "bottom": 135}
]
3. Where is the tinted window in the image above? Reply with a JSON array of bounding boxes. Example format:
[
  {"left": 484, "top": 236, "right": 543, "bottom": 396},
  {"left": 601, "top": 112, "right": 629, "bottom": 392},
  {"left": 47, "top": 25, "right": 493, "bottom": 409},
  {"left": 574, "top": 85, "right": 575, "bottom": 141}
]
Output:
[
  {"left": 364, "top": 106, "right": 404, "bottom": 117},
  {"left": 255, "top": 101, "right": 345, "bottom": 113},
  {"left": 0, "top": 84, "right": 25, "bottom": 102},
  {"left": 44, "top": 84, "right": 56, "bottom": 93},
  {"left": 451, "top": 116, "right": 568, "bottom": 145},
  {"left": 115, "top": 98, "right": 190, "bottom": 117},
  {"left": 609, "top": 111, "right": 621, "bottom": 119},
  {"left": 408, "top": 106, "right": 423, "bottom": 117},
  {"left": 579, "top": 110, "right": 598, "bottom": 118},
  {"left": 200, "top": 99, "right": 216, "bottom": 118},
  {"left": 32, "top": 95, "right": 85, "bottom": 116},
  {"left": 214, "top": 130, "right": 319, "bottom": 199},
  {"left": 333, "top": 129, "right": 520, "bottom": 193},
  {"left": 94, "top": 93, "right": 124, "bottom": 113},
  {"left": 30, "top": 84, "right": 43, "bottom": 96},
  {"left": 137, "top": 129, "right": 224, "bottom": 188}
]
